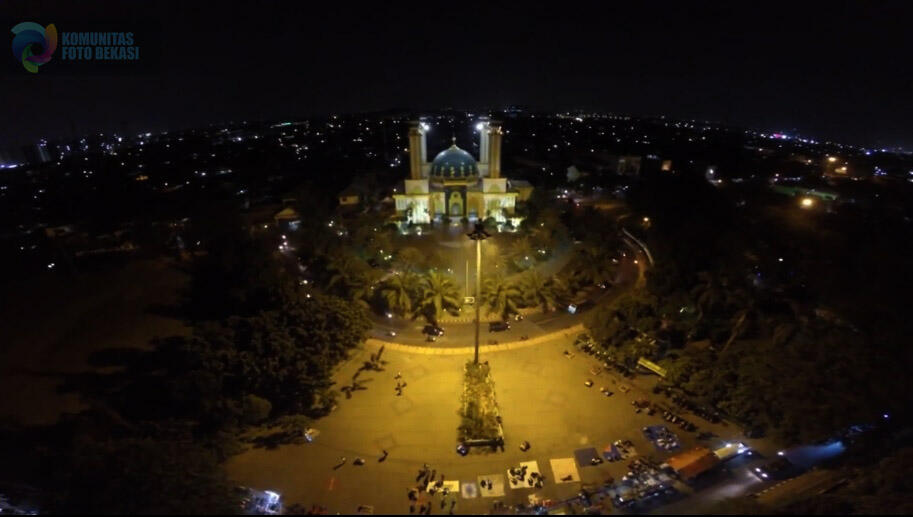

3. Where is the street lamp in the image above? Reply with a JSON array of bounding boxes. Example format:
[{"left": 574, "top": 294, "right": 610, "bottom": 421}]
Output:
[{"left": 467, "top": 222, "right": 491, "bottom": 364}]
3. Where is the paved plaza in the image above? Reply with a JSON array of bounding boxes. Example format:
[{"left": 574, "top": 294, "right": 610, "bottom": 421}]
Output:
[{"left": 226, "top": 334, "right": 748, "bottom": 514}]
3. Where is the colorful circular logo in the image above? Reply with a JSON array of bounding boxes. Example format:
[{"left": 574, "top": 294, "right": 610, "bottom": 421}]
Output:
[{"left": 11, "top": 22, "right": 57, "bottom": 73}]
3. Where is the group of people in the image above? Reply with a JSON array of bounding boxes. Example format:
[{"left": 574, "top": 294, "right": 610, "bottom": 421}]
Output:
[
  {"left": 507, "top": 464, "right": 545, "bottom": 488},
  {"left": 395, "top": 371, "right": 407, "bottom": 396},
  {"left": 407, "top": 464, "right": 456, "bottom": 514},
  {"left": 333, "top": 449, "right": 388, "bottom": 470}
]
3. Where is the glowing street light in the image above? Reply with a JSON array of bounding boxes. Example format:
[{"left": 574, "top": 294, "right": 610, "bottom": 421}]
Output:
[{"left": 800, "top": 197, "right": 814, "bottom": 208}]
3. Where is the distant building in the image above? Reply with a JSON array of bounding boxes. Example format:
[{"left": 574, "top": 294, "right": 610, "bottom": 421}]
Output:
[
  {"left": 44, "top": 225, "right": 77, "bottom": 238},
  {"left": 338, "top": 188, "right": 360, "bottom": 206},
  {"left": 616, "top": 155, "right": 642, "bottom": 176},
  {"left": 601, "top": 154, "right": 642, "bottom": 176},
  {"left": 509, "top": 179, "right": 534, "bottom": 202},
  {"left": 274, "top": 206, "right": 301, "bottom": 232}
]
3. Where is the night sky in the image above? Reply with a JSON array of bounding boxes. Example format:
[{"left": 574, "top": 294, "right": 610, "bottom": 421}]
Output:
[{"left": 3, "top": 1, "right": 912, "bottom": 149}]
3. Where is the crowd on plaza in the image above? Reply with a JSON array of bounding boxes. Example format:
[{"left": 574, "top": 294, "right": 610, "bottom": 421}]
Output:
[{"left": 406, "top": 464, "right": 458, "bottom": 515}]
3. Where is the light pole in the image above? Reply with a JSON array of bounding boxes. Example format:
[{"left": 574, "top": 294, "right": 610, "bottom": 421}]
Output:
[{"left": 467, "top": 223, "right": 490, "bottom": 364}]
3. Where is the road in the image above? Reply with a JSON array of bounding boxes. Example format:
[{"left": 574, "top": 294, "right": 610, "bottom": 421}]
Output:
[
  {"left": 651, "top": 440, "right": 847, "bottom": 514},
  {"left": 367, "top": 254, "right": 641, "bottom": 347}
]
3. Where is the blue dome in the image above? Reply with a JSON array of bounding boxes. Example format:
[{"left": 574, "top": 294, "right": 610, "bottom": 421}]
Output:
[{"left": 430, "top": 143, "right": 478, "bottom": 179}]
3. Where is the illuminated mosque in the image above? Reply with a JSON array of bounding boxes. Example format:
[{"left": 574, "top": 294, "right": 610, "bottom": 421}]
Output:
[{"left": 393, "top": 120, "right": 530, "bottom": 226}]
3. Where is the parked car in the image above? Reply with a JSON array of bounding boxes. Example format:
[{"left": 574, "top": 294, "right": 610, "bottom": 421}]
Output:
[
  {"left": 489, "top": 321, "right": 510, "bottom": 332},
  {"left": 423, "top": 324, "right": 444, "bottom": 336},
  {"left": 752, "top": 457, "right": 796, "bottom": 481}
]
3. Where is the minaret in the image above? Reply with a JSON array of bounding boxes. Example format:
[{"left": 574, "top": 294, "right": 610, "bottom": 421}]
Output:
[
  {"left": 478, "top": 119, "right": 490, "bottom": 165},
  {"left": 487, "top": 121, "right": 503, "bottom": 179},
  {"left": 408, "top": 121, "right": 427, "bottom": 179}
]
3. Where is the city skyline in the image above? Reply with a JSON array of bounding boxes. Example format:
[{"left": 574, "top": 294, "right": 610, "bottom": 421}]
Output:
[{"left": 2, "top": 1, "right": 912, "bottom": 150}]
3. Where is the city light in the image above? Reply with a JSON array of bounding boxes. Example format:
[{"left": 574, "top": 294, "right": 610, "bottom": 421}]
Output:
[{"left": 800, "top": 197, "right": 814, "bottom": 208}]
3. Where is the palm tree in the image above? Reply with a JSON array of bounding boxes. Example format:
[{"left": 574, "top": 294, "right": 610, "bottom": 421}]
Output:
[
  {"left": 691, "top": 271, "right": 728, "bottom": 322},
  {"left": 508, "top": 236, "right": 535, "bottom": 269},
  {"left": 721, "top": 288, "right": 757, "bottom": 353},
  {"left": 326, "top": 253, "right": 377, "bottom": 305},
  {"left": 570, "top": 245, "right": 616, "bottom": 287},
  {"left": 521, "top": 270, "right": 565, "bottom": 312},
  {"left": 481, "top": 273, "right": 523, "bottom": 321},
  {"left": 378, "top": 272, "right": 418, "bottom": 317},
  {"left": 417, "top": 271, "right": 462, "bottom": 323},
  {"left": 393, "top": 246, "right": 425, "bottom": 273},
  {"left": 481, "top": 242, "right": 508, "bottom": 273}
]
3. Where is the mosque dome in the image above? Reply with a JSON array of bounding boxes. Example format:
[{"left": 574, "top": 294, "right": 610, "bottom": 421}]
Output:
[{"left": 430, "top": 142, "right": 478, "bottom": 179}]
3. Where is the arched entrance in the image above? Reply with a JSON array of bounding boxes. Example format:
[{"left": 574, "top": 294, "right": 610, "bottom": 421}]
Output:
[{"left": 448, "top": 191, "right": 464, "bottom": 217}]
